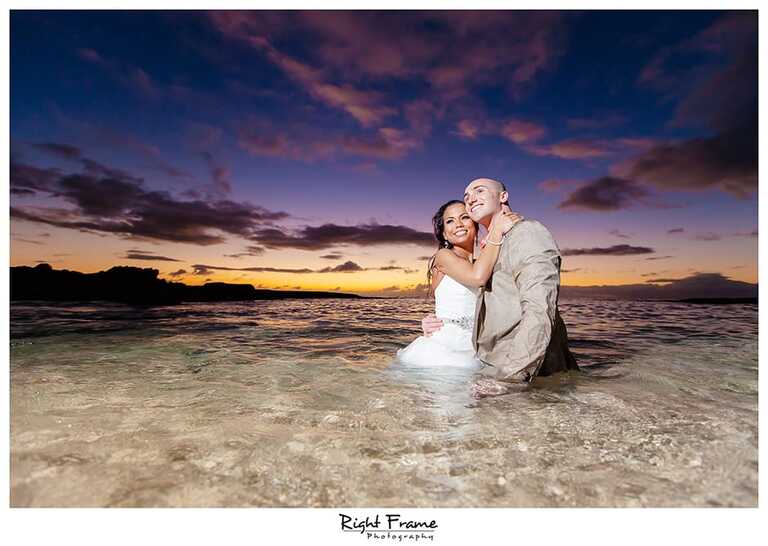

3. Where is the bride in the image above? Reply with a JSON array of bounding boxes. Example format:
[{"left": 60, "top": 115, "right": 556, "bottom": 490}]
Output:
[{"left": 396, "top": 200, "right": 520, "bottom": 368}]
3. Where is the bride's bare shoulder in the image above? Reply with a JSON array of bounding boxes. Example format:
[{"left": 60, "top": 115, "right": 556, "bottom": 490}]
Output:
[
  {"left": 430, "top": 265, "right": 445, "bottom": 293},
  {"left": 433, "top": 248, "right": 456, "bottom": 264}
]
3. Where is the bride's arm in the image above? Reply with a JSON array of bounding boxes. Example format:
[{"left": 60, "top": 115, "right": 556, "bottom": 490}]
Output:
[{"left": 434, "top": 213, "right": 520, "bottom": 288}]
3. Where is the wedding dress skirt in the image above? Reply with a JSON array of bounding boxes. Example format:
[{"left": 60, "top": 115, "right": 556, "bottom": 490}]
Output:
[{"left": 396, "top": 275, "right": 482, "bottom": 369}]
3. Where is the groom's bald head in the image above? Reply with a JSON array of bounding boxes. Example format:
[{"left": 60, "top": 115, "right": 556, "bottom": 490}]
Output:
[
  {"left": 464, "top": 178, "right": 509, "bottom": 225},
  {"left": 472, "top": 178, "right": 506, "bottom": 193}
]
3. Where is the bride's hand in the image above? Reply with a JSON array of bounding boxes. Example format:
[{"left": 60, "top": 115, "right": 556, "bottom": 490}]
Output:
[
  {"left": 493, "top": 206, "right": 524, "bottom": 236},
  {"left": 421, "top": 314, "right": 443, "bottom": 337}
]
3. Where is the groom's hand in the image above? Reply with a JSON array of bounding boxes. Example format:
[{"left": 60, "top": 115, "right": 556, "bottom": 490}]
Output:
[{"left": 421, "top": 314, "right": 443, "bottom": 336}]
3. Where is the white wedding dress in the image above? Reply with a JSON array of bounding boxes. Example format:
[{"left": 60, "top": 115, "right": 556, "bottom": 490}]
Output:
[{"left": 396, "top": 274, "right": 483, "bottom": 369}]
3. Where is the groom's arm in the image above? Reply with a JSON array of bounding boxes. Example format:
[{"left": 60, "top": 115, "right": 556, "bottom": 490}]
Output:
[{"left": 495, "top": 221, "right": 561, "bottom": 382}]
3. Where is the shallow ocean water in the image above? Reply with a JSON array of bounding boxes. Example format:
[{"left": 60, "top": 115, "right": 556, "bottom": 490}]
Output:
[{"left": 10, "top": 298, "right": 758, "bottom": 507}]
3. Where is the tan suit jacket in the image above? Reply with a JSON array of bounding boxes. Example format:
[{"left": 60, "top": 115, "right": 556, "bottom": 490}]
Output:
[{"left": 473, "top": 219, "right": 578, "bottom": 382}]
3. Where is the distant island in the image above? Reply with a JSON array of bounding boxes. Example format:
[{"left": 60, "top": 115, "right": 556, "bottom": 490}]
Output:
[
  {"left": 668, "top": 298, "right": 758, "bottom": 305},
  {"left": 11, "top": 264, "right": 364, "bottom": 305},
  {"left": 560, "top": 272, "right": 757, "bottom": 304}
]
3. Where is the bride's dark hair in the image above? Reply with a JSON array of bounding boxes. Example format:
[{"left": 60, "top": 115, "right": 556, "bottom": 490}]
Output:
[{"left": 426, "top": 200, "right": 477, "bottom": 294}]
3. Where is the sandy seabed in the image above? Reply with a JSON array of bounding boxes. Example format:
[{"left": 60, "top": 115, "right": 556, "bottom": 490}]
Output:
[{"left": 10, "top": 333, "right": 757, "bottom": 507}]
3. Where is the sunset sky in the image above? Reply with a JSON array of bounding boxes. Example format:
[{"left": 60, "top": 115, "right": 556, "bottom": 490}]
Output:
[{"left": 9, "top": 10, "right": 757, "bottom": 296}]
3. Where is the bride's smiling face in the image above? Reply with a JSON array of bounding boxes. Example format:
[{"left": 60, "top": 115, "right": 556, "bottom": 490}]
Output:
[{"left": 442, "top": 203, "right": 476, "bottom": 247}]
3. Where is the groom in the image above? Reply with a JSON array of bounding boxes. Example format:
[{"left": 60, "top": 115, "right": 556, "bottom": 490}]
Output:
[{"left": 422, "top": 177, "right": 578, "bottom": 397}]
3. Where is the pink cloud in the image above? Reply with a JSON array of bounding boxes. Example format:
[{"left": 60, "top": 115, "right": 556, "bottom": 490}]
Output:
[
  {"left": 526, "top": 138, "right": 615, "bottom": 159},
  {"left": 209, "top": 11, "right": 566, "bottom": 121},
  {"left": 129, "top": 67, "right": 160, "bottom": 99},
  {"left": 404, "top": 100, "right": 440, "bottom": 138},
  {"left": 453, "top": 116, "right": 547, "bottom": 144},
  {"left": 537, "top": 178, "right": 580, "bottom": 193},
  {"left": 455, "top": 119, "right": 481, "bottom": 140},
  {"left": 77, "top": 48, "right": 105, "bottom": 64},
  {"left": 211, "top": 25, "right": 396, "bottom": 128},
  {"left": 341, "top": 128, "right": 422, "bottom": 160},
  {"left": 237, "top": 120, "right": 423, "bottom": 162},
  {"left": 525, "top": 137, "right": 654, "bottom": 161},
  {"left": 500, "top": 119, "right": 547, "bottom": 144}
]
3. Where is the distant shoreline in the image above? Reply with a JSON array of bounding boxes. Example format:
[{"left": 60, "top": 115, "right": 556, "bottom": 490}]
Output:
[
  {"left": 10, "top": 264, "right": 758, "bottom": 305},
  {"left": 664, "top": 297, "right": 758, "bottom": 305},
  {"left": 10, "top": 264, "right": 365, "bottom": 305}
]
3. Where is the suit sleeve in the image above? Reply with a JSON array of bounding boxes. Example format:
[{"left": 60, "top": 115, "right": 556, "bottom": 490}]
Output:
[{"left": 496, "top": 221, "right": 561, "bottom": 381}]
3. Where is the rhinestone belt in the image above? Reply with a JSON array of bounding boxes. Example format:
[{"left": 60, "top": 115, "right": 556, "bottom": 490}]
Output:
[{"left": 442, "top": 316, "right": 474, "bottom": 331}]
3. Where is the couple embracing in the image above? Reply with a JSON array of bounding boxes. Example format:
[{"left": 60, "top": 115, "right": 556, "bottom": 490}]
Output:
[{"left": 396, "top": 178, "right": 579, "bottom": 398}]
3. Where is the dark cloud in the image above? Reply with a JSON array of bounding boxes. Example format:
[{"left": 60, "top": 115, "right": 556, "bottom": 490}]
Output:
[
  {"left": 11, "top": 188, "right": 36, "bottom": 196},
  {"left": 224, "top": 246, "right": 267, "bottom": 258},
  {"left": 250, "top": 223, "right": 435, "bottom": 251},
  {"left": 200, "top": 150, "right": 232, "bottom": 195},
  {"left": 193, "top": 263, "right": 314, "bottom": 274},
  {"left": 558, "top": 177, "right": 652, "bottom": 211},
  {"left": 168, "top": 269, "right": 187, "bottom": 277},
  {"left": 56, "top": 173, "right": 146, "bottom": 217},
  {"left": 48, "top": 114, "right": 192, "bottom": 179},
  {"left": 12, "top": 237, "right": 44, "bottom": 245},
  {"left": 376, "top": 265, "right": 419, "bottom": 274},
  {"left": 318, "top": 260, "right": 364, "bottom": 273},
  {"left": 609, "top": 229, "right": 631, "bottom": 239},
  {"left": 31, "top": 141, "right": 147, "bottom": 182},
  {"left": 33, "top": 142, "right": 82, "bottom": 159},
  {"left": 187, "top": 130, "right": 236, "bottom": 198},
  {"left": 10, "top": 161, "right": 61, "bottom": 193},
  {"left": 619, "top": 119, "right": 757, "bottom": 199},
  {"left": 365, "top": 282, "right": 429, "bottom": 297},
  {"left": 192, "top": 265, "right": 214, "bottom": 276},
  {"left": 123, "top": 250, "right": 182, "bottom": 262},
  {"left": 645, "top": 255, "right": 673, "bottom": 261},
  {"left": 626, "top": 13, "right": 757, "bottom": 198},
  {"left": 11, "top": 158, "right": 290, "bottom": 245},
  {"left": 559, "top": 14, "right": 757, "bottom": 209},
  {"left": 320, "top": 253, "right": 344, "bottom": 260},
  {"left": 190, "top": 260, "right": 417, "bottom": 275},
  {"left": 561, "top": 268, "right": 581, "bottom": 273},
  {"left": 562, "top": 244, "right": 654, "bottom": 256},
  {"left": 667, "top": 228, "right": 685, "bottom": 234}
]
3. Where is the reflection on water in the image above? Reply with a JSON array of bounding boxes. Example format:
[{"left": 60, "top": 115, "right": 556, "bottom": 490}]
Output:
[{"left": 10, "top": 298, "right": 758, "bottom": 506}]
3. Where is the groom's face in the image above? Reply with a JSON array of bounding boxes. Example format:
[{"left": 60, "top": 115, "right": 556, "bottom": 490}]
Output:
[{"left": 464, "top": 178, "right": 507, "bottom": 223}]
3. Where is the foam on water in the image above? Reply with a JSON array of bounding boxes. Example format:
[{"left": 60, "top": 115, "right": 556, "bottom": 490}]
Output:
[{"left": 10, "top": 298, "right": 758, "bottom": 506}]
